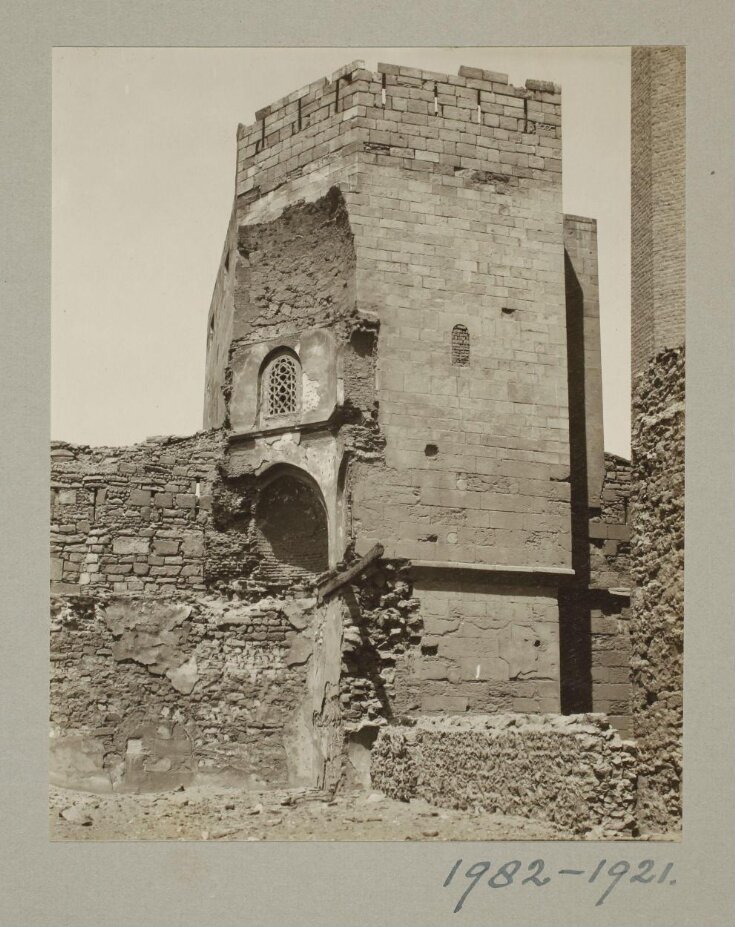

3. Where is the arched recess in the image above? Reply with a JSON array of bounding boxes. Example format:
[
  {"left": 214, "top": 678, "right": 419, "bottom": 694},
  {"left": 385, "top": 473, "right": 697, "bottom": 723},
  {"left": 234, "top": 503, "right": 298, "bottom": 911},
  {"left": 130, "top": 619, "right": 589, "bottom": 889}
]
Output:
[{"left": 254, "top": 464, "right": 329, "bottom": 584}]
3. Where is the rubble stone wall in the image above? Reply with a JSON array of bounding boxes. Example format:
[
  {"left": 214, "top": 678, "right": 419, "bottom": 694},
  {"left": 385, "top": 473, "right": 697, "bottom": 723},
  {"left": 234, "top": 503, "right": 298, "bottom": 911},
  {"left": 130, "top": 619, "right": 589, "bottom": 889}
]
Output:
[
  {"left": 630, "top": 347, "right": 684, "bottom": 830},
  {"left": 371, "top": 714, "right": 637, "bottom": 835},
  {"left": 49, "top": 593, "right": 323, "bottom": 793},
  {"left": 51, "top": 432, "right": 224, "bottom": 597}
]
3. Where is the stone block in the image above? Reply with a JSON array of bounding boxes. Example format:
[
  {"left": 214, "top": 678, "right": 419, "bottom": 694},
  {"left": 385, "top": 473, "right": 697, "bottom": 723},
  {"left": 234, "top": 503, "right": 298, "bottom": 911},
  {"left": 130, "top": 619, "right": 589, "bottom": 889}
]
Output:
[
  {"left": 181, "top": 535, "right": 205, "bottom": 557},
  {"left": 416, "top": 658, "right": 452, "bottom": 681},
  {"left": 420, "top": 694, "right": 468, "bottom": 713},
  {"left": 153, "top": 539, "right": 180, "bottom": 556},
  {"left": 112, "top": 537, "right": 150, "bottom": 555},
  {"left": 458, "top": 656, "right": 509, "bottom": 682},
  {"left": 51, "top": 582, "right": 80, "bottom": 595}
]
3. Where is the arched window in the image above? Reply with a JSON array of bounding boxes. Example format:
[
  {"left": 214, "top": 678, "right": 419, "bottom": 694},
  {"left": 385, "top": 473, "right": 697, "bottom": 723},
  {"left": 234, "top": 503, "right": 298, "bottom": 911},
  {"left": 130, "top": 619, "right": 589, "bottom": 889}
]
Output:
[
  {"left": 451, "top": 324, "right": 470, "bottom": 366},
  {"left": 262, "top": 351, "right": 301, "bottom": 418}
]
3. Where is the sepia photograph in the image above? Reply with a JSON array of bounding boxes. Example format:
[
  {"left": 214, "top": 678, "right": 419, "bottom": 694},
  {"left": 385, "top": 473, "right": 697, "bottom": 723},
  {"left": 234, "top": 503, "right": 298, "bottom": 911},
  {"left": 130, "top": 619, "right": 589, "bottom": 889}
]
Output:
[{"left": 49, "top": 45, "right": 684, "bottom": 843}]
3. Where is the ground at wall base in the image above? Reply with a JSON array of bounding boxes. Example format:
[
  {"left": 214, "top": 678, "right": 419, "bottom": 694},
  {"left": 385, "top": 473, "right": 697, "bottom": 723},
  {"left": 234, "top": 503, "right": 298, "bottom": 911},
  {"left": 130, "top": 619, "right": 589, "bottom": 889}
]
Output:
[{"left": 51, "top": 783, "right": 665, "bottom": 842}]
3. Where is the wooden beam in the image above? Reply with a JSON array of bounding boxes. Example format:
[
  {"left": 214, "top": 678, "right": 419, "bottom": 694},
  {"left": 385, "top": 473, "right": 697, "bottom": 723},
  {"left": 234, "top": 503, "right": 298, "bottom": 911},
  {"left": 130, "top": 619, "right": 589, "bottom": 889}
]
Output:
[{"left": 316, "top": 544, "right": 384, "bottom": 603}]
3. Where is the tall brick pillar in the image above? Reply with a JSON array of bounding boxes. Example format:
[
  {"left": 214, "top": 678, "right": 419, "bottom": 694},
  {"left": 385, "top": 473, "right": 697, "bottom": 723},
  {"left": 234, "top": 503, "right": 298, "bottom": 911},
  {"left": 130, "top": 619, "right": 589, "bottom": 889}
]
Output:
[{"left": 629, "top": 46, "right": 685, "bottom": 833}]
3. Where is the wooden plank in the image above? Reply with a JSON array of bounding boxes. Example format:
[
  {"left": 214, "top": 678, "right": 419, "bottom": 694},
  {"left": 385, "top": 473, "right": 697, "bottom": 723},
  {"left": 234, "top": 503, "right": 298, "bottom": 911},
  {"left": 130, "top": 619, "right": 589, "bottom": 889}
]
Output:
[{"left": 316, "top": 543, "right": 384, "bottom": 602}]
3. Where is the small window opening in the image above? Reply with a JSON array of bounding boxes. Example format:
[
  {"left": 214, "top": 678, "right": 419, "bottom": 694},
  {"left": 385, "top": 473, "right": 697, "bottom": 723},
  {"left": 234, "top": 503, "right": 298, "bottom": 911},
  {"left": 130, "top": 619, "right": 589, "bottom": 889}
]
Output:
[
  {"left": 451, "top": 324, "right": 470, "bottom": 366},
  {"left": 263, "top": 352, "right": 301, "bottom": 418},
  {"left": 425, "top": 443, "right": 439, "bottom": 458},
  {"left": 381, "top": 73, "right": 387, "bottom": 107}
]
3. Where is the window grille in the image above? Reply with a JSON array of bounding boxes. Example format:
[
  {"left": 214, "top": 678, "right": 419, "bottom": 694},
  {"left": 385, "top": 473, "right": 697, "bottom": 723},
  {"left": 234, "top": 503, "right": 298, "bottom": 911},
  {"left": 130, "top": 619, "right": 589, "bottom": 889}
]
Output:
[
  {"left": 265, "top": 354, "right": 299, "bottom": 416},
  {"left": 451, "top": 324, "right": 470, "bottom": 366}
]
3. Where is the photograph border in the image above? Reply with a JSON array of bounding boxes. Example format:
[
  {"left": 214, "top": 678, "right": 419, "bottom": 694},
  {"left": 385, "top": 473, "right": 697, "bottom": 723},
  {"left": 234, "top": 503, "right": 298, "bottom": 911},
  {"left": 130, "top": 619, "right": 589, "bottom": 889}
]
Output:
[{"left": 2, "top": 2, "right": 733, "bottom": 925}]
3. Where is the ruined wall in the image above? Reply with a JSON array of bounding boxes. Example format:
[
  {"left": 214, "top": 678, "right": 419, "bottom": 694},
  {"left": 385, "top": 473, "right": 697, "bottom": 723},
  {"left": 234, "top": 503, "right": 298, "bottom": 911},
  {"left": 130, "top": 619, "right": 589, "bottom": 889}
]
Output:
[
  {"left": 49, "top": 427, "right": 348, "bottom": 793},
  {"left": 371, "top": 714, "right": 637, "bottom": 835},
  {"left": 559, "top": 452, "right": 632, "bottom": 734},
  {"left": 51, "top": 432, "right": 224, "bottom": 596},
  {"left": 204, "top": 199, "right": 239, "bottom": 428},
  {"left": 232, "top": 187, "right": 356, "bottom": 348},
  {"left": 631, "top": 47, "right": 686, "bottom": 380},
  {"left": 630, "top": 347, "right": 684, "bottom": 830},
  {"left": 589, "top": 454, "right": 632, "bottom": 590},
  {"left": 630, "top": 46, "right": 685, "bottom": 833},
  {"left": 50, "top": 587, "right": 348, "bottom": 797},
  {"left": 50, "top": 593, "right": 322, "bottom": 793}
]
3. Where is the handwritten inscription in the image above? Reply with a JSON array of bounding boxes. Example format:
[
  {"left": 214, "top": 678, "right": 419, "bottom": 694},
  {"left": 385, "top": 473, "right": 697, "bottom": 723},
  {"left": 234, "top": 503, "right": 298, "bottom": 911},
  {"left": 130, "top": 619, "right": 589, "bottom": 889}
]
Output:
[{"left": 443, "top": 858, "right": 677, "bottom": 912}]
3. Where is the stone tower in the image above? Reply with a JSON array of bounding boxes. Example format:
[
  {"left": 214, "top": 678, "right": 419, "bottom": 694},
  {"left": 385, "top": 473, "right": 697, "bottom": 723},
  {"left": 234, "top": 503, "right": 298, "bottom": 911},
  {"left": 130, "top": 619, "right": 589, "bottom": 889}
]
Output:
[
  {"left": 202, "top": 61, "right": 618, "bottom": 718},
  {"left": 49, "top": 59, "right": 634, "bottom": 797}
]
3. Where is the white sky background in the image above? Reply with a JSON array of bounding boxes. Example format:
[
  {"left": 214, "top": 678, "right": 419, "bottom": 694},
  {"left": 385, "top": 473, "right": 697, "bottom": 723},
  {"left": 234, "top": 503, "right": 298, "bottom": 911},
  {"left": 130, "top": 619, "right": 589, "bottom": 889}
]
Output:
[{"left": 52, "top": 47, "right": 631, "bottom": 457}]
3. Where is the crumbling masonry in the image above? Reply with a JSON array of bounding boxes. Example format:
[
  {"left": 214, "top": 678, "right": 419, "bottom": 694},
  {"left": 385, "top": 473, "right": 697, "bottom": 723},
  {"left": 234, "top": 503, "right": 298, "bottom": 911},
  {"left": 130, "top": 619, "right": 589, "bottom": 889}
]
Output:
[
  {"left": 629, "top": 46, "right": 685, "bottom": 833},
  {"left": 50, "top": 58, "right": 680, "bottom": 835}
]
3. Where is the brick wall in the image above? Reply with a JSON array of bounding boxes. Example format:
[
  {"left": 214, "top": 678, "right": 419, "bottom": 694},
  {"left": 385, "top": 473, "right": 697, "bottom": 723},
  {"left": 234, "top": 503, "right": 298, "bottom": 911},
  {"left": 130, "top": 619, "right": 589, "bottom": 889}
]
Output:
[
  {"left": 630, "top": 47, "right": 685, "bottom": 377},
  {"left": 255, "top": 473, "right": 330, "bottom": 583}
]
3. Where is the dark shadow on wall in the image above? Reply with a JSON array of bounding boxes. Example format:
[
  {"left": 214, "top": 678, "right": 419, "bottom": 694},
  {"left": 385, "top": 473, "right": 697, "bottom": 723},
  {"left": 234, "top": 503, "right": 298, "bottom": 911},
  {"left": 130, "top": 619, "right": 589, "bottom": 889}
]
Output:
[
  {"left": 559, "top": 250, "right": 593, "bottom": 714},
  {"left": 255, "top": 471, "right": 329, "bottom": 582}
]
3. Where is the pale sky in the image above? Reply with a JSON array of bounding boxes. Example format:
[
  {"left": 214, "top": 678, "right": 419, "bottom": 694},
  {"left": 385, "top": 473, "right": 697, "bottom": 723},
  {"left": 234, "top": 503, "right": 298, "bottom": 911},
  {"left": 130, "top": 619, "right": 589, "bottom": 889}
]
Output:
[{"left": 52, "top": 47, "right": 631, "bottom": 456}]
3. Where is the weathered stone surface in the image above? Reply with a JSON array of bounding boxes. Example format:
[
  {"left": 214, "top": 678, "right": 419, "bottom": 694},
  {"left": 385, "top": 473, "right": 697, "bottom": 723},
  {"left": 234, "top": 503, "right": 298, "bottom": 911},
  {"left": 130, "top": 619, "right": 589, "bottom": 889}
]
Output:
[
  {"left": 630, "top": 347, "right": 684, "bottom": 832},
  {"left": 371, "top": 714, "right": 637, "bottom": 835},
  {"left": 284, "top": 635, "right": 312, "bottom": 667},
  {"left": 166, "top": 656, "right": 199, "bottom": 694}
]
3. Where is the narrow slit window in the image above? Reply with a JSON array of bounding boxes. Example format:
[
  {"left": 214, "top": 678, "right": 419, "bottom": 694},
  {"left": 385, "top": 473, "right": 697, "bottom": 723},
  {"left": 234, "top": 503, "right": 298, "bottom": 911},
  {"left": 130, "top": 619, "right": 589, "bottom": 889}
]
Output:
[{"left": 451, "top": 324, "right": 470, "bottom": 366}]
